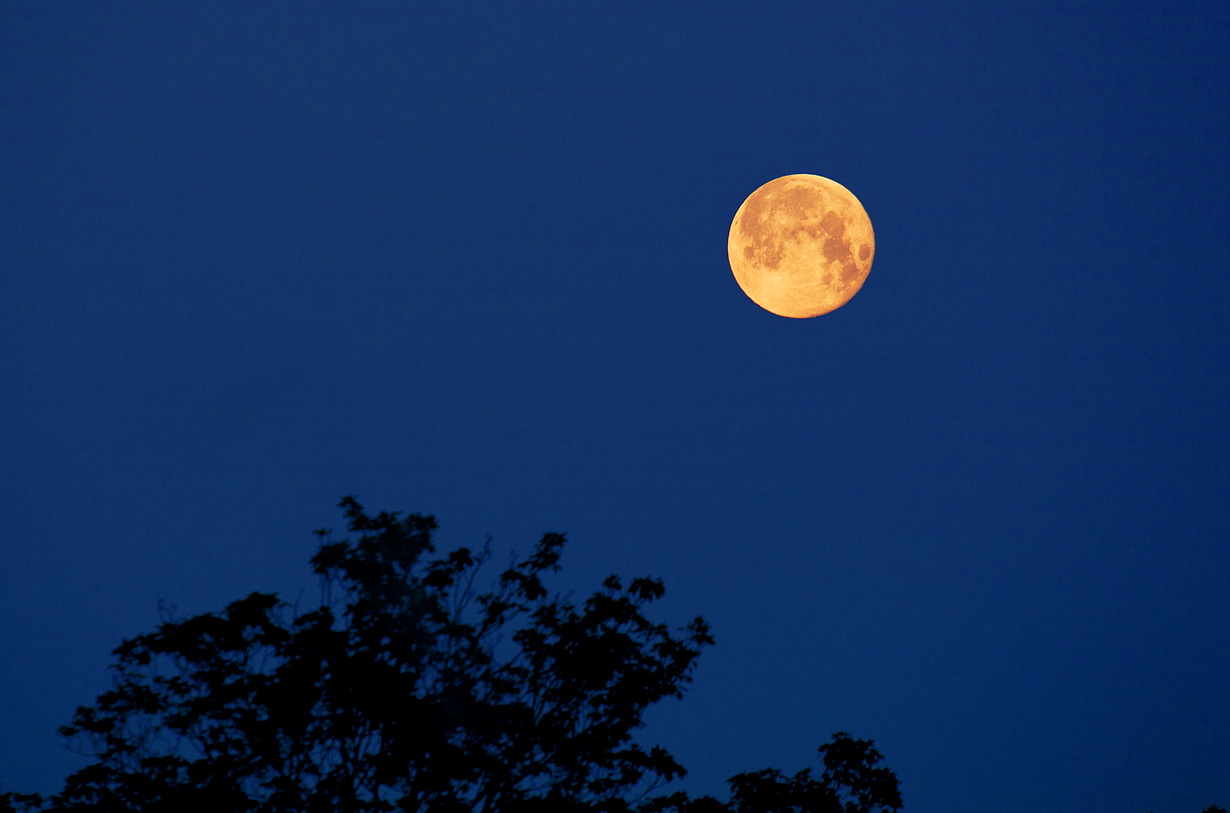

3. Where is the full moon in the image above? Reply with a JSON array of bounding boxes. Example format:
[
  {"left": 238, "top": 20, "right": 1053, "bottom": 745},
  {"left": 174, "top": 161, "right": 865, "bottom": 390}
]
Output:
[{"left": 728, "top": 174, "right": 875, "bottom": 318}]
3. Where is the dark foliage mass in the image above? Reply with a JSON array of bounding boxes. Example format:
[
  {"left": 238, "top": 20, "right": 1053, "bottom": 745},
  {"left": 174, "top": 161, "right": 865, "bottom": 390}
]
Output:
[{"left": 0, "top": 498, "right": 902, "bottom": 812}]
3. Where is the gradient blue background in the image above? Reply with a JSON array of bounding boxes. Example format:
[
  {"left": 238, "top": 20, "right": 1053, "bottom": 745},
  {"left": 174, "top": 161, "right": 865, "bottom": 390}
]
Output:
[{"left": 3, "top": 3, "right": 1228, "bottom": 811}]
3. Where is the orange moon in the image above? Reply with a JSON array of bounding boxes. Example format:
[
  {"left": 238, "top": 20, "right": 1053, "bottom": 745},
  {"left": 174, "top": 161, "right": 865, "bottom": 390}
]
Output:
[{"left": 728, "top": 174, "right": 875, "bottom": 318}]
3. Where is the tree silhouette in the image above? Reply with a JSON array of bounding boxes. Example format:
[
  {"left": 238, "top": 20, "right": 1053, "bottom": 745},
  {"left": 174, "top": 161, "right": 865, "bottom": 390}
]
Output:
[{"left": 3, "top": 498, "right": 900, "bottom": 813}]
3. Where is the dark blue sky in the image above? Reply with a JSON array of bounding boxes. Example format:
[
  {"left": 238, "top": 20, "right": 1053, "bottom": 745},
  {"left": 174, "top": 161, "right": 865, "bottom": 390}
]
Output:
[{"left": 2, "top": 3, "right": 1227, "bottom": 811}]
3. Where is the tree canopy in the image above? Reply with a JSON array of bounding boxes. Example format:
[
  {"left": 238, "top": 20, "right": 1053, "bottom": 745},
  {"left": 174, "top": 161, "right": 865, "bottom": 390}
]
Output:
[{"left": 3, "top": 498, "right": 902, "bottom": 813}]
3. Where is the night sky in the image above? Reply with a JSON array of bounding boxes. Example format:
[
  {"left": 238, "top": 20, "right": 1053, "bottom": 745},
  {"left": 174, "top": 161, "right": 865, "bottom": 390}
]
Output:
[{"left": 2, "top": 3, "right": 1228, "bottom": 811}]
